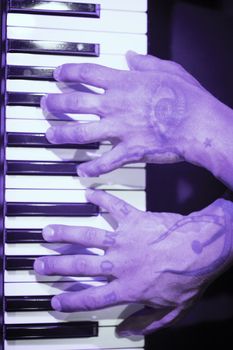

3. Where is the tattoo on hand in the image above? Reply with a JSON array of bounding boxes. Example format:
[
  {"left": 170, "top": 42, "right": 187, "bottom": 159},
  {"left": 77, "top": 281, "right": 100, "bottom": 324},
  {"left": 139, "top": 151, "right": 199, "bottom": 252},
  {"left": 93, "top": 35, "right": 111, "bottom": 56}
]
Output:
[
  {"left": 103, "top": 231, "right": 118, "bottom": 247},
  {"left": 151, "top": 202, "right": 233, "bottom": 276},
  {"left": 152, "top": 84, "right": 186, "bottom": 135},
  {"left": 104, "top": 291, "right": 118, "bottom": 304},
  {"left": 100, "top": 260, "right": 114, "bottom": 274},
  {"left": 204, "top": 138, "right": 212, "bottom": 148}
]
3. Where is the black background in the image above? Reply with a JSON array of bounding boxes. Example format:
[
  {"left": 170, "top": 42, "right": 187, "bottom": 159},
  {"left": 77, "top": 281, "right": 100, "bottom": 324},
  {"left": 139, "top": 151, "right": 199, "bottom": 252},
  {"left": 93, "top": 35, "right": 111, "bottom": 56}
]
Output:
[{"left": 146, "top": 0, "right": 233, "bottom": 349}]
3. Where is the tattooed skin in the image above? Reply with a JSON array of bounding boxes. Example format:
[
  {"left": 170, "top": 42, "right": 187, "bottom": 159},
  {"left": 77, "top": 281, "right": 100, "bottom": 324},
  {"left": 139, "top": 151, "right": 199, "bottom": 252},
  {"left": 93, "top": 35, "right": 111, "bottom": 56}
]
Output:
[
  {"left": 152, "top": 213, "right": 232, "bottom": 276},
  {"left": 151, "top": 84, "right": 187, "bottom": 137},
  {"left": 34, "top": 191, "right": 233, "bottom": 336}
]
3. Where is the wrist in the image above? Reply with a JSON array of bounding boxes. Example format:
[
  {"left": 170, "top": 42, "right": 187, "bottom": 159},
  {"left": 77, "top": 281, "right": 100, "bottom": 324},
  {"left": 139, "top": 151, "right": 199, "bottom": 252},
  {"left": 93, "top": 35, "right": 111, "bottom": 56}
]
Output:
[{"left": 180, "top": 94, "right": 233, "bottom": 189}]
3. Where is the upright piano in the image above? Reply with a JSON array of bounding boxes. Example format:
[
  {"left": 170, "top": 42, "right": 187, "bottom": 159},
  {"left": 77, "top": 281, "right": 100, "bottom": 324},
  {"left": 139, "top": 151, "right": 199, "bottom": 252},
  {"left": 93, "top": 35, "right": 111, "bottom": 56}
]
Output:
[{"left": 0, "top": 0, "right": 148, "bottom": 348}]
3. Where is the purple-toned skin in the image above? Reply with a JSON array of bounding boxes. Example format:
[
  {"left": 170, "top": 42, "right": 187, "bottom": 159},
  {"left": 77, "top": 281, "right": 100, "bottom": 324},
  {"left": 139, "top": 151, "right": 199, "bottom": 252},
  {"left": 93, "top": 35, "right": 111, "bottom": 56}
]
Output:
[{"left": 34, "top": 52, "right": 233, "bottom": 336}]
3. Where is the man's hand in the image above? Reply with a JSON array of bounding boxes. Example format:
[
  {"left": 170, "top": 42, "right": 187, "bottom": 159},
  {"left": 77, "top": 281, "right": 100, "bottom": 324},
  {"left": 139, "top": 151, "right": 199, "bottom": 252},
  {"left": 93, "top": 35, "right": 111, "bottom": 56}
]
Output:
[
  {"left": 33, "top": 190, "right": 233, "bottom": 336},
  {"left": 41, "top": 52, "right": 207, "bottom": 177}
]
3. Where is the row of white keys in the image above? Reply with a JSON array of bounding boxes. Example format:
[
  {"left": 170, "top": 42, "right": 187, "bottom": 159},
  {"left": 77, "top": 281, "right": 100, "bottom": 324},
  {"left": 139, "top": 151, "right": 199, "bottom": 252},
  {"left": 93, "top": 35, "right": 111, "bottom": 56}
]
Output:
[
  {"left": 8, "top": 11, "right": 147, "bottom": 34},
  {"left": 7, "top": 27, "right": 147, "bottom": 55}
]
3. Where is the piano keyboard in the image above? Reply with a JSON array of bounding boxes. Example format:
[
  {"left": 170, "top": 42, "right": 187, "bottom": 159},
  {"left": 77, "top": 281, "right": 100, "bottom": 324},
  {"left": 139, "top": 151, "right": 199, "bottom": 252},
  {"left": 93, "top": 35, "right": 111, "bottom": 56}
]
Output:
[{"left": 0, "top": 0, "right": 148, "bottom": 349}]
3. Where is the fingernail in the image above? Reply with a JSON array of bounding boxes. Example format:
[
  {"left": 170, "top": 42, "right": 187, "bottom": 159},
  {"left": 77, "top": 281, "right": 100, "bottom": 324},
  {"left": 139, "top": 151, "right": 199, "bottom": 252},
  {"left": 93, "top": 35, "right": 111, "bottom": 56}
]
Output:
[
  {"left": 53, "top": 66, "right": 62, "bottom": 81},
  {"left": 77, "top": 167, "right": 87, "bottom": 177},
  {"left": 51, "top": 297, "right": 62, "bottom": 311},
  {"left": 34, "top": 259, "right": 45, "bottom": 274},
  {"left": 40, "top": 95, "right": 48, "bottom": 109},
  {"left": 43, "top": 226, "right": 55, "bottom": 240},
  {"left": 46, "top": 127, "right": 55, "bottom": 142}
]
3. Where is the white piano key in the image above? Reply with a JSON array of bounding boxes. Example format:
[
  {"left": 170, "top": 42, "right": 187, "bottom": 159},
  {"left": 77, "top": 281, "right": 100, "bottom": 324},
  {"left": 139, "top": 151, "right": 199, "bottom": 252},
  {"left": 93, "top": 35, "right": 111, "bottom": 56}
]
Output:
[
  {"left": 6, "top": 168, "right": 145, "bottom": 190},
  {"left": 8, "top": 11, "right": 147, "bottom": 34},
  {"left": 6, "top": 146, "right": 145, "bottom": 169},
  {"left": 7, "top": 79, "right": 104, "bottom": 94},
  {"left": 4, "top": 280, "right": 105, "bottom": 295},
  {"left": 6, "top": 119, "right": 90, "bottom": 133},
  {"left": 6, "top": 145, "right": 112, "bottom": 162},
  {"left": 6, "top": 106, "right": 100, "bottom": 122},
  {"left": 4, "top": 270, "right": 107, "bottom": 283},
  {"left": 6, "top": 119, "right": 105, "bottom": 133},
  {"left": 5, "top": 282, "right": 143, "bottom": 326},
  {"left": 5, "top": 243, "right": 104, "bottom": 256},
  {"left": 7, "top": 53, "right": 130, "bottom": 70},
  {"left": 15, "top": 0, "right": 147, "bottom": 12},
  {"left": 6, "top": 189, "right": 146, "bottom": 210},
  {"left": 5, "top": 214, "right": 117, "bottom": 229},
  {"left": 5, "top": 307, "right": 143, "bottom": 327},
  {"left": 5, "top": 326, "right": 144, "bottom": 349},
  {"left": 7, "top": 27, "right": 148, "bottom": 55},
  {"left": 6, "top": 106, "right": 99, "bottom": 122}
]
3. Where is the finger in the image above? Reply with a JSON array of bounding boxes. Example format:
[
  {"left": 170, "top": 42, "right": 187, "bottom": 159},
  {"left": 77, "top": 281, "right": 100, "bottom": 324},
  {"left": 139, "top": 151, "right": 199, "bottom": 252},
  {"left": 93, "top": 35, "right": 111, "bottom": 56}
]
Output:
[
  {"left": 51, "top": 279, "right": 122, "bottom": 312},
  {"left": 54, "top": 63, "right": 125, "bottom": 89},
  {"left": 41, "top": 91, "right": 104, "bottom": 115},
  {"left": 46, "top": 120, "right": 114, "bottom": 144},
  {"left": 126, "top": 51, "right": 162, "bottom": 71},
  {"left": 77, "top": 143, "right": 129, "bottom": 177},
  {"left": 117, "top": 306, "right": 181, "bottom": 336},
  {"left": 42, "top": 224, "right": 118, "bottom": 249},
  {"left": 85, "top": 189, "right": 136, "bottom": 222},
  {"left": 126, "top": 51, "right": 203, "bottom": 88},
  {"left": 34, "top": 255, "right": 115, "bottom": 277}
]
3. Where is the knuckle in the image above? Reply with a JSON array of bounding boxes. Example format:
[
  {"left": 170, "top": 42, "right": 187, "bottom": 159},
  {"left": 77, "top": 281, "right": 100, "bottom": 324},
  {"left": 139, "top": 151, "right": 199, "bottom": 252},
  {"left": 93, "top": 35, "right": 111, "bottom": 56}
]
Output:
[
  {"left": 73, "top": 257, "right": 88, "bottom": 274},
  {"left": 82, "top": 295, "right": 99, "bottom": 310},
  {"left": 96, "top": 161, "right": 110, "bottom": 174},
  {"left": 69, "top": 93, "right": 79, "bottom": 110},
  {"left": 127, "top": 144, "right": 145, "bottom": 161},
  {"left": 84, "top": 228, "right": 98, "bottom": 244},
  {"left": 79, "top": 64, "right": 93, "bottom": 81},
  {"left": 76, "top": 125, "right": 90, "bottom": 142},
  {"left": 44, "top": 257, "right": 56, "bottom": 274}
]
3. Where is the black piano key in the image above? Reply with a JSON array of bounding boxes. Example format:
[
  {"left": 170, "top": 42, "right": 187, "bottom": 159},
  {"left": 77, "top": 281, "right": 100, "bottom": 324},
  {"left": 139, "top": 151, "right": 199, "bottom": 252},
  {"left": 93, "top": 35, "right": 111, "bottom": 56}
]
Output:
[
  {"left": 8, "top": 39, "right": 100, "bottom": 57},
  {"left": 7, "top": 160, "right": 81, "bottom": 175},
  {"left": 6, "top": 295, "right": 53, "bottom": 311},
  {"left": 5, "top": 321, "right": 98, "bottom": 340},
  {"left": 9, "top": 0, "right": 100, "bottom": 18},
  {"left": 6, "top": 255, "right": 40, "bottom": 270},
  {"left": 7, "top": 65, "right": 55, "bottom": 80},
  {"left": 6, "top": 228, "right": 44, "bottom": 243},
  {"left": 6, "top": 202, "right": 99, "bottom": 216},
  {"left": 7, "top": 91, "right": 44, "bottom": 106},
  {"left": 7, "top": 132, "right": 99, "bottom": 149}
]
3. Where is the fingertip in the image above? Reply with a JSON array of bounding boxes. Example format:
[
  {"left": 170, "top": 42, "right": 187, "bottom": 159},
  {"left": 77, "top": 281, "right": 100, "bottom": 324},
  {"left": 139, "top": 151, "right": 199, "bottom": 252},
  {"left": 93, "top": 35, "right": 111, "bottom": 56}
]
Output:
[
  {"left": 46, "top": 126, "right": 56, "bottom": 143},
  {"left": 85, "top": 188, "right": 95, "bottom": 201},
  {"left": 77, "top": 166, "right": 88, "bottom": 177},
  {"left": 42, "top": 225, "right": 55, "bottom": 241},
  {"left": 126, "top": 50, "right": 138, "bottom": 60},
  {"left": 53, "top": 65, "right": 62, "bottom": 81},
  {"left": 40, "top": 95, "right": 48, "bottom": 110},
  {"left": 34, "top": 258, "right": 45, "bottom": 275},
  {"left": 51, "top": 296, "right": 62, "bottom": 311}
]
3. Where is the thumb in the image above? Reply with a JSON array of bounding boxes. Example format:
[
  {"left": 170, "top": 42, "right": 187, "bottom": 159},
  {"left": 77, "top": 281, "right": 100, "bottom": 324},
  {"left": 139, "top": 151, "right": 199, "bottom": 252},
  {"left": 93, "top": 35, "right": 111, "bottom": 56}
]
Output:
[
  {"left": 116, "top": 306, "right": 172, "bottom": 336},
  {"left": 116, "top": 306, "right": 185, "bottom": 336},
  {"left": 126, "top": 51, "right": 161, "bottom": 71}
]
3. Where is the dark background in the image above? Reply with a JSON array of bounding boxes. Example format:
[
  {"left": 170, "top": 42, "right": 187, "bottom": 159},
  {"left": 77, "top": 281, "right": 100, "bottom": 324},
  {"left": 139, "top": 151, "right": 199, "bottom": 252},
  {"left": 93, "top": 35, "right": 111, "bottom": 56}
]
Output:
[{"left": 146, "top": 0, "right": 233, "bottom": 348}]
